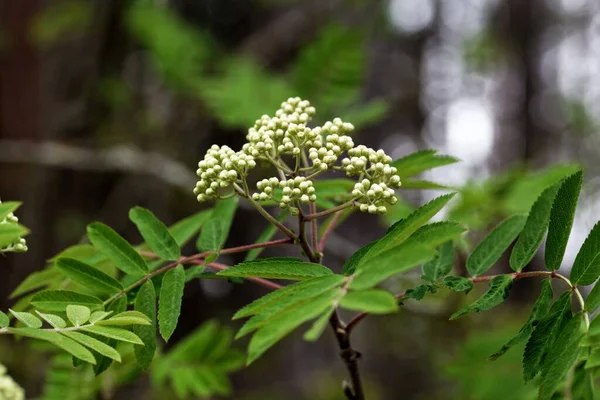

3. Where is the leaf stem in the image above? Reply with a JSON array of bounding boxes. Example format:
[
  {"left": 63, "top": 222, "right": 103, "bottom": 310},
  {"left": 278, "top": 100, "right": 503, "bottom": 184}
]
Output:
[
  {"left": 318, "top": 210, "right": 345, "bottom": 253},
  {"left": 204, "top": 261, "right": 283, "bottom": 290},
  {"left": 346, "top": 292, "right": 406, "bottom": 334},
  {"left": 304, "top": 200, "right": 355, "bottom": 221},
  {"left": 309, "top": 202, "right": 318, "bottom": 251}
]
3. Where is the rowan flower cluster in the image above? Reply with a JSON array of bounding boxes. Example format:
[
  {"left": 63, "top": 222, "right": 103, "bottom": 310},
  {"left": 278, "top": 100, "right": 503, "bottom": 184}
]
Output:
[
  {"left": 193, "top": 97, "right": 401, "bottom": 214},
  {"left": 0, "top": 200, "right": 27, "bottom": 253},
  {"left": 0, "top": 364, "right": 25, "bottom": 400}
]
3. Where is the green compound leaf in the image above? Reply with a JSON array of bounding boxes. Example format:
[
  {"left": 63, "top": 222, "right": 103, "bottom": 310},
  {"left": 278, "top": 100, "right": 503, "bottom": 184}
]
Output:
[
  {"left": 538, "top": 314, "right": 584, "bottom": 400},
  {"left": 391, "top": 149, "right": 460, "bottom": 179},
  {"left": 522, "top": 291, "right": 573, "bottom": 382},
  {"left": 87, "top": 222, "right": 148, "bottom": 276},
  {"left": 218, "top": 258, "right": 333, "bottom": 281},
  {"left": 442, "top": 276, "right": 474, "bottom": 293},
  {"left": 570, "top": 222, "right": 600, "bottom": 286},
  {"left": 467, "top": 215, "right": 527, "bottom": 277},
  {"left": 422, "top": 241, "right": 455, "bottom": 282},
  {"left": 36, "top": 311, "right": 67, "bottom": 329},
  {"left": 61, "top": 331, "right": 122, "bottom": 362},
  {"left": 585, "top": 279, "right": 600, "bottom": 314},
  {"left": 350, "top": 244, "right": 436, "bottom": 290},
  {"left": 81, "top": 325, "right": 144, "bottom": 345},
  {"left": 196, "top": 197, "right": 238, "bottom": 254},
  {"left": 244, "top": 210, "right": 289, "bottom": 262},
  {"left": 9, "top": 309, "right": 42, "bottom": 328},
  {"left": 95, "top": 311, "right": 151, "bottom": 326},
  {"left": 10, "top": 267, "right": 62, "bottom": 299},
  {"left": 339, "top": 290, "right": 398, "bottom": 314},
  {"left": 0, "top": 201, "right": 21, "bottom": 220},
  {"left": 56, "top": 257, "right": 123, "bottom": 295},
  {"left": 404, "top": 284, "right": 438, "bottom": 301},
  {"left": 30, "top": 290, "right": 103, "bottom": 312},
  {"left": 403, "top": 221, "right": 466, "bottom": 248},
  {"left": 489, "top": 278, "right": 553, "bottom": 360},
  {"left": 66, "top": 305, "right": 91, "bottom": 326},
  {"left": 93, "top": 296, "right": 127, "bottom": 376},
  {"left": 0, "top": 311, "right": 9, "bottom": 328},
  {"left": 247, "top": 290, "right": 340, "bottom": 365},
  {"left": 450, "top": 275, "right": 513, "bottom": 320},
  {"left": 510, "top": 183, "right": 561, "bottom": 272},
  {"left": 545, "top": 170, "right": 583, "bottom": 270},
  {"left": 159, "top": 265, "right": 185, "bottom": 342},
  {"left": 9, "top": 328, "right": 96, "bottom": 364},
  {"left": 343, "top": 240, "right": 377, "bottom": 276},
  {"left": 89, "top": 311, "right": 111, "bottom": 324},
  {"left": 0, "top": 223, "right": 29, "bottom": 248},
  {"left": 134, "top": 281, "right": 157, "bottom": 369},
  {"left": 129, "top": 206, "right": 180, "bottom": 261}
]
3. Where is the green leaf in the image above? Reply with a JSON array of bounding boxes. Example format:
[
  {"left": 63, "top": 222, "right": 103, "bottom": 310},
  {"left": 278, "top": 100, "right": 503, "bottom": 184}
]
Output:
[
  {"left": 403, "top": 221, "right": 466, "bottom": 248},
  {"left": 312, "top": 179, "right": 356, "bottom": 208},
  {"left": 545, "top": 170, "right": 583, "bottom": 270},
  {"left": 61, "top": 331, "right": 122, "bottom": 362},
  {"left": 570, "top": 222, "right": 600, "bottom": 285},
  {"left": 247, "top": 290, "right": 340, "bottom": 365},
  {"left": 442, "top": 276, "right": 474, "bottom": 293},
  {"left": 196, "top": 197, "right": 238, "bottom": 252},
  {"left": 404, "top": 284, "right": 438, "bottom": 301},
  {"left": 538, "top": 315, "right": 584, "bottom": 400},
  {"left": 343, "top": 240, "right": 377, "bottom": 275},
  {"left": 467, "top": 215, "right": 527, "bottom": 277},
  {"left": 350, "top": 244, "right": 437, "bottom": 290},
  {"left": 522, "top": 291, "right": 573, "bottom": 382},
  {"left": 340, "top": 290, "right": 399, "bottom": 314},
  {"left": 233, "top": 275, "right": 345, "bottom": 320},
  {"left": 31, "top": 290, "right": 103, "bottom": 312},
  {"left": 168, "top": 209, "right": 212, "bottom": 247},
  {"left": 0, "top": 201, "right": 21, "bottom": 220},
  {"left": 450, "top": 275, "right": 513, "bottom": 320},
  {"left": 9, "top": 268, "right": 62, "bottom": 299},
  {"left": 422, "top": 242, "right": 455, "bottom": 282},
  {"left": 96, "top": 311, "right": 151, "bottom": 326},
  {"left": 159, "top": 265, "right": 185, "bottom": 342},
  {"left": 89, "top": 311, "right": 111, "bottom": 324},
  {"left": 9, "top": 328, "right": 96, "bottom": 364},
  {"left": 218, "top": 258, "right": 333, "bottom": 281},
  {"left": 9, "top": 309, "right": 42, "bottom": 328},
  {"left": 0, "top": 223, "right": 29, "bottom": 248},
  {"left": 244, "top": 210, "right": 289, "bottom": 262},
  {"left": 36, "top": 311, "right": 67, "bottom": 329},
  {"left": 359, "top": 193, "right": 456, "bottom": 266},
  {"left": 134, "top": 280, "right": 157, "bottom": 369},
  {"left": 93, "top": 297, "right": 127, "bottom": 376},
  {"left": 81, "top": 325, "right": 144, "bottom": 345},
  {"left": 489, "top": 279, "right": 553, "bottom": 360},
  {"left": 56, "top": 258, "right": 123, "bottom": 295},
  {"left": 66, "top": 305, "right": 91, "bottom": 326},
  {"left": 87, "top": 222, "right": 148, "bottom": 276},
  {"left": 0, "top": 311, "right": 9, "bottom": 328},
  {"left": 510, "top": 183, "right": 561, "bottom": 272},
  {"left": 130, "top": 206, "right": 180, "bottom": 260},
  {"left": 392, "top": 150, "right": 460, "bottom": 178},
  {"left": 585, "top": 279, "right": 600, "bottom": 313},
  {"left": 303, "top": 308, "right": 335, "bottom": 342},
  {"left": 585, "top": 349, "right": 600, "bottom": 369},
  {"left": 399, "top": 180, "right": 451, "bottom": 190}
]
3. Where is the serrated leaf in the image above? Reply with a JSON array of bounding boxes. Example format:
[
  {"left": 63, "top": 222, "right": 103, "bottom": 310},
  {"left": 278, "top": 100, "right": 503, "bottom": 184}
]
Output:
[
  {"left": 93, "top": 297, "right": 126, "bottom": 376},
  {"left": 350, "top": 243, "right": 436, "bottom": 290},
  {"left": 31, "top": 290, "right": 103, "bottom": 312},
  {"left": 303, "top": 307, "right": 335, "bottom": 342},
  {"left": 0, "top": 311, "right": 9, "bottom": 328},
  {"left": 523, "top": 291, "right": 573, "bottom": 382},
  {"left": 89, "top": 311, "right": 112, "bottom": 324},
  {"left": 196, "top": 197, "right": 238, "bottom": 252},
  {"left": 403, "top": 221, "right": 466, "bottom": 248},
  {"left": 67, "top": 305, "right": 91, "bottom": 326},
  {"left": 233, "top": 275, "right": 345, "bottom": 320},
  {"left": 235, "top": 276, "right": 345, "bottom": 338},
  {"left": 244, "top": 210, "right": 289, "bottom": 262},
  {"left": 570, "top": 222, "right": 600, "bottom": 285},
  {"left": 96, "top": 311, "right": 151, "bottom": 326},
  {"left": 130, "top": 206, "right": 180, "bottom": 260},
  {"left": 218, "top": 258, "right": 333, "bottom": 281},
  {"left": 545, "top": 170, "right": 583, "bottom": 270},
  {"left": 404, "top": 284, "right": 438, "bottom": 301},
  {"left": 61, "top": 331, "right": 122, "bottom": 362},
  {"left": 9, "top": 267, "right": 62, "bottom": 299},
  {"left": 538, "top": 314, "right": 584, "bottom": 400},
  {"left": 467, "top": 215, "right": 527, "bottom": 277},
  {"left": 343, "top": 240, "right": 377, "bottom": 275},
  {"left": 510, "top": 183, "right": 561, "bottom": 272},
  {"left": 450, "top": 275, "right": 513, "bottom": 320},
  {"left": 0, "top": 201, "right": 21, "bottom": 220},
  {"left": 247, "top": 290, "right": 340, "bottom": 365},
  {"left": 422, "top": 241, "right": 455, "bottom": 282},
  {"left": 159, "top": 265, "right": 185, "bottom": 342},
  {"left": 10, "top": 309, "right": 42, "bottom": 328},
  {"left": 56, "top": 257, "right": 123, "bottom": 295},
  {"left": 0, "top": 223, "right": 29, "bottom": 248},
  {"left": 168, "top": 209, "right": 212, "bottom": 247},
  {"left": 442, "top": 276, "right": 474, "bottom": 293},
  {"left": 399, "top": 180, "right": 451, "bottom": 190},
  {"left": 9, "top": 328, "right": 96, "bottom": 364},
  {"left": 359, "top": 193, "right": 456, "bottom": 267},
  {"left": 87, "top": 222, "right": 148, "bottom": 275},
  {"left": 392, "top": 150, "right": 460, "bottom": 178},
  {"left": 81, "top": 325, "right": 144, "bottom": 345},
  {"left": 585, "top": 279, "right": 600, "bottom": 313},
  {"left": 340, "top": 290, "right": 398, "bottom": 314},
  {"left": 489, "top": 279, "right": 553, "bottom": 360}
]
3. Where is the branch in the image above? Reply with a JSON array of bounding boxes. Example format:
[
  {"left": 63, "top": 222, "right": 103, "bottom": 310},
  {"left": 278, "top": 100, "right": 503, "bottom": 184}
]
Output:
[
  {"left": 303, "top": 200, "right": 355, "bottom": 221},
  {"left": 204, "top": 261, "right": 283, "bottom": 291},
  {"left": 318, "top": 210, "right": 345, "bottom": 253}
]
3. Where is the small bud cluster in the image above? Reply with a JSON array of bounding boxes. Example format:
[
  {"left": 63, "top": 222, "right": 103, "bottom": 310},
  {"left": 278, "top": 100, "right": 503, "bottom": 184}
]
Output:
[
  {"left": 0, "top": 200, "right": 27, "bottom": 253},
  {"left": 0, "top": 364, "right": 25, "bottom": 400},
  {"left": 278, "top": 177, "right": 316, "bottom": 208},
  {"left": 308, "top": 118, "right": 355, "bottom": 170},
  {"left": 252, "top": 177, "right": 280, "bottom": 202},
  {"left": 194, "top": 145, "right": 256, "bottom": 202}
]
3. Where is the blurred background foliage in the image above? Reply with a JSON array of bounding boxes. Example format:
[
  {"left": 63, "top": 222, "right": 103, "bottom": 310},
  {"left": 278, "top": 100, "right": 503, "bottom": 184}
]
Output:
[{"left": 1, "top": 0, "right": 600, "bottom": 398}]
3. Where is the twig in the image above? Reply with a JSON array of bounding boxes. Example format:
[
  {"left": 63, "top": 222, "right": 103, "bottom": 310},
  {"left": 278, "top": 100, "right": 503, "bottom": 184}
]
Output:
[
  {"left": 304, "top": 200, "right": 355, "bottom": 221},
  {"left": 204, "top": 261, "right": 283, "bottom": 291},
  {"left": 318, "top": 210, "right": 344, "bottom": 253},
  {"left": 309, "top": 202, "right": 318, "bottom": 252},
  {"left": 346, "top": 292, "right": 406, "bottom": 334}
]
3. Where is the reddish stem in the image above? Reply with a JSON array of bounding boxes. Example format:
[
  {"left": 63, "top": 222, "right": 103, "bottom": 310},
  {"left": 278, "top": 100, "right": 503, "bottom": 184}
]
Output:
[
  {"left": 346, "top": 292, "right": 406, "bottom": 334},
  {"left": 318, "top": 210, "right": 344, "bottom": 253},
  {"left": 205, "top": 261, "right": 283, "bottom": 290},
  {"left": 309, "top": 202, "right": 318, "bottom": 251}
]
